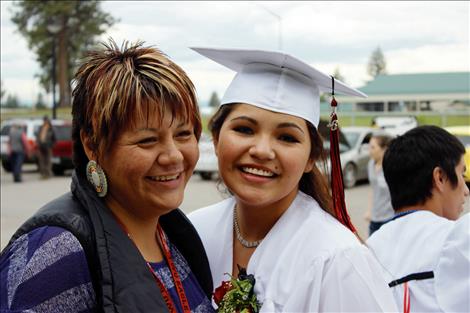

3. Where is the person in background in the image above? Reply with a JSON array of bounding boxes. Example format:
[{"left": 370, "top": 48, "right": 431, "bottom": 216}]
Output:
[
  {"left": 367, "top": 125, "right": 469, "bottom": 313},
  {"left": 189, "top": 47, "right": 397, "bottom": 312},
  {"left": 364, "top": 132, "right": 394, "bottom": 235},
  {"left": 371, "top": 118, "right": 378, "bottom": 128},
  {"left": 36, "top": 115, "right": 56, "bottom": 179},
  {"left": 8, "top": 123, "right": 29, "bottom": 182},
  {"left": 0, "top": 40, "right": 214, "bottom": 312}
]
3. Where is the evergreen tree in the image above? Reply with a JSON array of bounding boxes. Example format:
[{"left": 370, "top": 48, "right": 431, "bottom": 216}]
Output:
[
  {"left": 11, "top": 1, "right": 116, "bottom": 108},
  {"left": 5, "top": 94, "right": 20, "bottom": 108},
  {"left": 35, "top": 93, "right": 47, "bottom": 109},
  {"left": 367, "top": 46, "right": 387, "bottom": 78},
  {"left": 208, "top": 91, "right": 220, "bottom": 107},
  {"left": 0, "top": 80, "right": 5, "bottom": 106},
  {"left": 333, "top": 67, "right": 346, "bottom": 83}
]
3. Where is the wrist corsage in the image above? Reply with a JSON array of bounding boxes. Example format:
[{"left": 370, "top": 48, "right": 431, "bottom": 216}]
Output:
[{"left": 213, "top": 266, "right": 261, "bottom": 313}]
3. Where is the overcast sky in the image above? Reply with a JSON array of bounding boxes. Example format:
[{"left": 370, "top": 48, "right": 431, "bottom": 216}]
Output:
[{"left": 1, "top": 1, "right": 469, "bottom": 106}]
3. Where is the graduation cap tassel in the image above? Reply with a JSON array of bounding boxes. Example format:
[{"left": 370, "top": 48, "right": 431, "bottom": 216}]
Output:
[{"left": 328, "top": 77, "right": 357, "bottom": 233}]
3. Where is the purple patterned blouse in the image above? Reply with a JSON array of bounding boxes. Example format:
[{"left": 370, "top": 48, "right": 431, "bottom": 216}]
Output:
[{"left": 0, "top": 226, "right": 214, "bottom": 313}]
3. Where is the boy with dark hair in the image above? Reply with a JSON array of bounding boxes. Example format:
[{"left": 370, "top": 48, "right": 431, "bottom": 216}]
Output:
[{"left": 367, "top": 125, "right": 469, "bottom": 313}]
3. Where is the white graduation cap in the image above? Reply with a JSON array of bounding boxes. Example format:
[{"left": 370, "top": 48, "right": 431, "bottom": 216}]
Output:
[{"left": 191, "top": 47, "right": 367, "bottom": 127}]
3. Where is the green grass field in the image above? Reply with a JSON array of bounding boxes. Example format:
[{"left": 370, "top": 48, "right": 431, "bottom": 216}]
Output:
[
  {"left": 319, "top": 113, "right": 469, "bottom": 128},
  {"left": 1, "top": 107, "right": 73, "bottom": 122},
  {"left": 1, "top": 107, "right": 468, "bottom": 130}
]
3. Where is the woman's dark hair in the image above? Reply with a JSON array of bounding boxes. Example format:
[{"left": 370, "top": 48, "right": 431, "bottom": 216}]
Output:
[
  {"left": 208, "top": 103, "right": 334, "bottom": 215},
  {"left": 383, "top": 125, "right": 465, "bottom": 210},
  {"left": 71, "top": 39, "right": 201, "bottom": 177}
]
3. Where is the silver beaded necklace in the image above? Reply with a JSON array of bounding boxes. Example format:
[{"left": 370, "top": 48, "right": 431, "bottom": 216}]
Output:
[{"left": 233, "top": 206, "right": 263, "bottom": 248}]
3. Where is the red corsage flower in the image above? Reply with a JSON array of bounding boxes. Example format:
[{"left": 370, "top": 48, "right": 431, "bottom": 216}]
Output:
[
  {"left": 213, "top": 266, "right": 261, "bottom": 313},
  {"left": 214, "top": 280, "right": 232, "bottom": 306}
]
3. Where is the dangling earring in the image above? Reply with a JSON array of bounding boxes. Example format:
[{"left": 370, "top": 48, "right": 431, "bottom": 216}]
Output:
[{"left": 86, "top": 160, "right": 108, "bottom": 197}]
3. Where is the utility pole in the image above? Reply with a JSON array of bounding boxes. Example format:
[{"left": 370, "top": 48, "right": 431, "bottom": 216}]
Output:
[
  {"left": 257, "top": 4, "right": 283, "bottom": 50},
  {"left": 47, "top": 22, "right": 61, "bottom": 119}
]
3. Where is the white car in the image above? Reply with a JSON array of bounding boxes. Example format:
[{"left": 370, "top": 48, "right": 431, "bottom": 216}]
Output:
[
  {"left": 1, "top": 118, "right": 44, "bottom": 171},
  {"left": 194, "top": 133, "right": 218, "bottom": 180},
  {"left": 319, "top": 121, "right": 375, "bottom": 188},
  {"left": 0, "top": 118, "right": 68, "bottom": 172},
  {"left": 340, "top": 127, "right": 375, "bottom": 188},
  {"left": 373, "top": 116, "right": 418, "bottom": 136}
]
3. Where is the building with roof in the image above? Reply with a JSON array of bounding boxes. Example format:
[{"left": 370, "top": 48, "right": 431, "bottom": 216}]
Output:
[{"left": 336, "top": 72, "right": 470, "bottom": 112}]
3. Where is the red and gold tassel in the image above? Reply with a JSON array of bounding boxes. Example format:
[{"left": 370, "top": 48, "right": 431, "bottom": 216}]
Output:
[{"left": 328, "top": 77, "right": 356, "bottom": 233}]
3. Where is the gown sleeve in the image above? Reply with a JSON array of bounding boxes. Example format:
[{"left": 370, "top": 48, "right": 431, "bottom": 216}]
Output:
[
  {"left": 435, "top": 213, "right": 470, "bottom": 313},
  {"left": 0, "top": 226, "right": 96, "bottom": 313},
  {"left": 282, "top": 245, "right": 398, "bottom": 312}
]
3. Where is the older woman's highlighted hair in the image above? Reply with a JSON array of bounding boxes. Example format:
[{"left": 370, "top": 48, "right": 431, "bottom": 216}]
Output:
[{"left": 72, "top": 39, "right": 201, "bottom": 175}]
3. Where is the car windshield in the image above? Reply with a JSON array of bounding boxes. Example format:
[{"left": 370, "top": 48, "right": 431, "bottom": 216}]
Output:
[
  {"left": 1, "top": 125, "right": 12, "bottom": 135},
  {"left": 455, "top": 135, "right": 470, "bottom": 147},
  {"left": 1, "top": 123, "right": 28, "bottom": 135},
  {"left": 53, "top": 125, "right": 72, "bottom": 140},
  {"left": 323, "top": 140, "right": 350, "bottom": 154},
  {"left": 344, "top": 132, "right": 360, "bottom": 147}
]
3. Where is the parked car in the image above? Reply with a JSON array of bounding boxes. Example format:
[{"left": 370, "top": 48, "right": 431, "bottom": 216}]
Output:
[
  {"left": 51, "top": 121, "right": 73, "bottom": 175},
  {"left": 1, "top": 118, "right": 43, "bottom": 171},
  {"left": 340, "top": 127, "right": 376, "bottom": 188},
  {"left": 372, "top": 116, "right": 418, "bottom": 136},
  {"left": 194, "top": 133, "right": 218, "bottom": 180},
  {"left": 318, "top": 121, "right": 375, "bottom": 188},
  {"left": 0, "top": 118, "right": 71, "bottom": 173},
  {"left": 445, "top": 125, "right": 470, "bottom": 183}
]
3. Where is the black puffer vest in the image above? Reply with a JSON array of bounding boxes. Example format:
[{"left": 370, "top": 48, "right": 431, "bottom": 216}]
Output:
[{"left": 4, "top": 172, "right": 213, "bottom": 312}]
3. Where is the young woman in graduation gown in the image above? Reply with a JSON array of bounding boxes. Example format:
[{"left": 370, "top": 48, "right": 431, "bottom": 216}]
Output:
[{"left": 189, "top": 48, "right": 398, "bottom": 312}]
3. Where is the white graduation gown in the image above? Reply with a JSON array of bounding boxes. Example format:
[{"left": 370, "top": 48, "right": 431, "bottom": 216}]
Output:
[
  {"left": 367, "top": 211, "right": 465, "bottom": 312},
  {"left": 189, "top": 191, "right": 397, "bottom": 312},
  {"left": 435, "top": 213, "right": 470, "bottom": 312}
]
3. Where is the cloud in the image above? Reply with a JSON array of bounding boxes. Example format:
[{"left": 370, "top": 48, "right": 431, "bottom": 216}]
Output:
[
  {"left": 1, "top": 3, "right": 42, "bottom": 104},
  {"left": 387, "top": 43, "right": 470, "bottom": 73},
  {"left": 285, "top": 1, "right": 468, "bottom": 45},
  {"left": 1, "top": 1, "right": 468, "bottom": 105}
]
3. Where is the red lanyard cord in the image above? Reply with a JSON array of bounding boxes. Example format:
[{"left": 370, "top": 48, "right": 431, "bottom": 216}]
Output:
[
  {"left": 403, "top": 282, "right": 410, "bottom": 313},
  {"left": 112, "top": 214, "right": 191, "bottom": 313},
  {"left": 156, "top": 224, "right": 191, "bottom": 313}
]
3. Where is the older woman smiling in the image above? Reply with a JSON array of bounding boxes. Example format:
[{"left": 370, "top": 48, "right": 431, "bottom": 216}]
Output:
[{"left": 0, "top": 40, "right": 214, "bottom": 313}]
